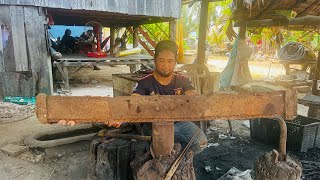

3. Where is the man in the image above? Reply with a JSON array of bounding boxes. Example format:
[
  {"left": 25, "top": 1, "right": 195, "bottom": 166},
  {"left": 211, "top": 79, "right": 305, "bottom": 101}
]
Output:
[
  {"left": 59, "top": 40, "right": 207, "bottom": 154},
  {"left": 80, "top": 30, "right": 100, "bottom": 70},
  {"left": 61, "top": 29, "right": 77, "bottom": 53},
  {"left": 108, "top": 40, "right": 208, "bottom": 154}
]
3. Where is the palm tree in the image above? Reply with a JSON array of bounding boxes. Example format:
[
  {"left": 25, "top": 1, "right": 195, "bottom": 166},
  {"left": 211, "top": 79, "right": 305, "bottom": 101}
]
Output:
[{"left": 207, "top": 0, "right": 233, "bottom": 49}]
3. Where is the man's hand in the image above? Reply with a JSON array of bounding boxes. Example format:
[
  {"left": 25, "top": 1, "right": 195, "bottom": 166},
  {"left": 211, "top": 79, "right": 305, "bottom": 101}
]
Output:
[
  {"left": 104, "top": 122, "right": 122, "bottom": 128},
  {"left": 57, "top": 120, "right": 76, "bottom": 126}
]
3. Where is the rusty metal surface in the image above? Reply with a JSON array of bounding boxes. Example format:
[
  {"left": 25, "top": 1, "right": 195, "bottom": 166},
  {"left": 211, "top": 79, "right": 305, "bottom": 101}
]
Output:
[
  {"left": 36, "top": 91, "right": 295, "bottom": 124},
  {"left": 276, "top": 116, "right": 287, "bottom": 161},
  {"left": 152, "top": 122, "right": 174, "bottom": 158}
]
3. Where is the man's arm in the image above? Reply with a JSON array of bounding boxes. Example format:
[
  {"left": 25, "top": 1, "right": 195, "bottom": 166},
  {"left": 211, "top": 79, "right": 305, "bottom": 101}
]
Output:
[{"left": 182, "top": 76, "right": 198, "bottom": 96}]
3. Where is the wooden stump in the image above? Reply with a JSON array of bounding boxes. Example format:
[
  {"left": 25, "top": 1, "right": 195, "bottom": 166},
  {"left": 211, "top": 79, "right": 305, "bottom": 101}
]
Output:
[
  {"left": 131, "top": 143, "right": 196, "bottom": 180},
  {"left": 87, "top": 137, "right": 149, "bottom": 180},
  {"left": 255, "top": 150, "right": 302, "bottom": 180},
  {"left": 87, "top": 135, "right": 195, "bottom": 180}
]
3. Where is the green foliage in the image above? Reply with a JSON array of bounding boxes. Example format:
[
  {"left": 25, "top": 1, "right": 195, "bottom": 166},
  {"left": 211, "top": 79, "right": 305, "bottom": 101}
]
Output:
[
  {"left": 142, "top": 23, "right": 169, "bottom": 41},
  {"left": 207, "top": 0, "right": 233, "bottom": 48},
  {"left": 249, "top": 28, "right": 320, "bottom": 50},
  {"left": 180, "top": 0, "right": 233, "bottom": 49},
  {"left": 181, "top": 3, "right": 201, "bottom": 38}
]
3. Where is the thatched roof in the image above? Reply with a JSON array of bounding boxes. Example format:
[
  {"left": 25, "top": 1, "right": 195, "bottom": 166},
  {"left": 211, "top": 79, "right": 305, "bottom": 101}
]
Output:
[
  {"left": 232, "top": 0, "right": 320, "bottom": 30},
  {"left": 233, "top": 0, "right": 320, "bottom": 20},
  {"left": 182, "top": 0, "right": 320, "bottom": 30}
]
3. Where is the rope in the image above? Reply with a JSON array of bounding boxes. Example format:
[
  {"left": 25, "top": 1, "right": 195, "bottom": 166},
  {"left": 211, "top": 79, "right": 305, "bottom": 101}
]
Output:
[{"left": 278, "top": 42, "right": 306, "bottom": 61}]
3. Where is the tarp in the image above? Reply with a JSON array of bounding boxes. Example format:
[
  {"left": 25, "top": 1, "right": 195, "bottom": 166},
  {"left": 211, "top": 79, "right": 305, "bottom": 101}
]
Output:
[
  {"left": 220, "top": 37, "right": 253, "bottom": 88},
  {"left": 2, "top": 96, "right": 35, "bottom": 105}
]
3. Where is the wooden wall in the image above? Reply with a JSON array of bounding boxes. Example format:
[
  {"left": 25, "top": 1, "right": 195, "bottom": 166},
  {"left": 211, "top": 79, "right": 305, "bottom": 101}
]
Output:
[
  {"left": 0, "top": 0, "right": 181, "bottom": 19},
  {"left": 0, "top": 5, "right": 52, "bottom": 98}
]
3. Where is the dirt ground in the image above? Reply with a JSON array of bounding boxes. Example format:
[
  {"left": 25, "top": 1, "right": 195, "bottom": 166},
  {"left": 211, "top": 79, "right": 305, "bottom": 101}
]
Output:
[{"left": 0, "top": 58, "right": 318, "bottom": 180}]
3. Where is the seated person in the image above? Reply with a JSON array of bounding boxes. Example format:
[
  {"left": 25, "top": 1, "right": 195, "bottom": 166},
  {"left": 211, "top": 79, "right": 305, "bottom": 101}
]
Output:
[
  {"left": 60, "top": 29, "right": 77, "bottom": 53},
  {"left": 79, "top": 30, "right": 100, "bottom": 70},
  {"left": 79, "top": 30, "right": 95, "bottom": 53}
]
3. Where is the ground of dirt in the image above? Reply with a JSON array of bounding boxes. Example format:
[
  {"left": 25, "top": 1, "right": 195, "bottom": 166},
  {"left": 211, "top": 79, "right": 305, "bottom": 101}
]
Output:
[{"left": 0, "top": 58, "right": 318, "bottom": 180}]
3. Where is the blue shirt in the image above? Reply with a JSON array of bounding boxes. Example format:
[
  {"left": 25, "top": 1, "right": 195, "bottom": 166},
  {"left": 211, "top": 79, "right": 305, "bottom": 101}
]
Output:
[{"left": 132, "top": 73, "right": 195, "bottom": 95}]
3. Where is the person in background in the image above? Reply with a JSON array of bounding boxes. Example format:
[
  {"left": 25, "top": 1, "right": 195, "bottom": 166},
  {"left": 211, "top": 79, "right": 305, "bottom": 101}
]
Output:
[{"left": 61, "top": 29, "right": 77, "bottom": 53}]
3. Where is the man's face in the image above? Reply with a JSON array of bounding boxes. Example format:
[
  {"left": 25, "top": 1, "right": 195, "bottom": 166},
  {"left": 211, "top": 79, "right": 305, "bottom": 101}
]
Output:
[{"left": 155, "top": 50, "right": 176, "bottom": 77}]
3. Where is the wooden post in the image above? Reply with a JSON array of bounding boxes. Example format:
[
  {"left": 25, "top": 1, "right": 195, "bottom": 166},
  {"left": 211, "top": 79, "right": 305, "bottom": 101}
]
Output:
[
  {"left": 110, "top": 27, "right": 116, "bottom": 52},
  {"left": 239, "top": 25, "right": 246, "bottom": 40},
  {"left": 169, "top": 20, "right": 177, "bottom": 41},
  {"left": 133, "top": 25, "right": 139, "bottom": 48},
  {"left": 194, "top": 0, "right": 210, "bottom": 131},
  {"left": 312, "top": 51, "right": 320, "bottom": 96},
  {"left": 308, "top": 51, "right": 320, "bottom": 118},
  {"left": 196, "top": 0, "right": 209, "bottom": 65}
]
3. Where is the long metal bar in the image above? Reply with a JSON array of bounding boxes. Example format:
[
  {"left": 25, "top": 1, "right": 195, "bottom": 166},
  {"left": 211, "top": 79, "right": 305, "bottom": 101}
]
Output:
[
  {"left": 36, "top": 91, "right": 296, "bottom": 124},
  {"left": 165, "top": 129, "right": 199, "bottom": 180}
]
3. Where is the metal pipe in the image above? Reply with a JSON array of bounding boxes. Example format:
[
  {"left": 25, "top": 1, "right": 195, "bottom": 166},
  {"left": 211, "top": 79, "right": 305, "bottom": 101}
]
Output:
[{"left": 275, "top": 116, "right": 287, "bottom": 161}]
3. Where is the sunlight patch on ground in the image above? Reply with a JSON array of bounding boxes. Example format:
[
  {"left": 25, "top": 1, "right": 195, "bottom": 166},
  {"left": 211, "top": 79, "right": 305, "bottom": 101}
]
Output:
[{"left": 207, "top": 56, "right": 286, "bottom": 80}]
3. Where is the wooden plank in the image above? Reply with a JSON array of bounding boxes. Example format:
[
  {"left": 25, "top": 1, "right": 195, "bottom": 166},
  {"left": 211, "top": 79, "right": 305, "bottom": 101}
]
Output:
[
  {"left": 169, "top": 20, "right": 177, "bottom": 41},
  {"left": 0, "top": 0, "right": 182, "bottom": 18},
  {"left": 38, "top": 0, "right": 49, "bottom": 7},
  {"left": 171, "top": 0, "right": 181, "bottom": 18},
  {"left": 106, "top": 0, "right": 117, "bottom": 13},
  {"left": 10, "top": 6, "right": 28, "bottom": 71},
  {"left": 146, "top": 0, "right": 154, "bottom": 16},
  {"left": 164, "top": 0, "right": 172, "bottom": 17},
  {"left": 137, "top": 0, "right": 146, "bottom": 16},
  {"left": 90, "top": 0, "right": 101, "bottom": 11},
  {"left": 0, "top": 72, "right": 34, "bottom": 97},
  {"left": 117, "top": 0, "right": 128, "bottom": 14},
  {"left": 133, "top": 26, "right": 139, "bottom": 48},
  {"left": 1, "top": 6, "right": 15, "bottom": 72},
  {"left": 24, "top": 6, "right": 52, "bottom": 95},
  {"left": 128, "top": 0, "right": 137, "bottom": 15},
  {"left": 0, "top": 25, "right": 3, "bottom": 72},
  {"left": 56, "top": 54, "right": 152, "bottom": 62},
  {"left": 84, "top": 0, "right": 92, "bottom": 11},
  {"left": 53, "top": 60, "right": 153, "bottom": 67},
  {"left": 138, "top": 27, "right": 156, "bottom": 48}
]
